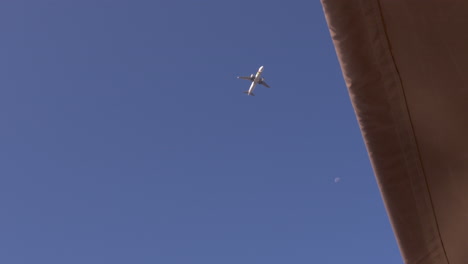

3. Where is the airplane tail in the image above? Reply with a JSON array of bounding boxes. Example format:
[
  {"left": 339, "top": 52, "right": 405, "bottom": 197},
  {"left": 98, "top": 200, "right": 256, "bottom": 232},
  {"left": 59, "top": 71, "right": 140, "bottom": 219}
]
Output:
[{"left": 243, "top": 91, "right": 255, "bottom": 96}]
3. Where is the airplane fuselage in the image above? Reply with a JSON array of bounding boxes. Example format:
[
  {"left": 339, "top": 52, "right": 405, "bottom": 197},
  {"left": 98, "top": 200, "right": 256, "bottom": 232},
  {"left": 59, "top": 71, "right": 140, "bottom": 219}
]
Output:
[
  {"left": 237, "top": 66, "right": 269, "bottom": 96},
  {"left": 247, "top": 66, "right": 264, "bottom": 95}
]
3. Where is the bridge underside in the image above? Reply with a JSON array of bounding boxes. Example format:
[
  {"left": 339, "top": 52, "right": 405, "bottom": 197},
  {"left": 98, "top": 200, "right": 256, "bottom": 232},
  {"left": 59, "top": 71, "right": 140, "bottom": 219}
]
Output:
[{"left": 321, "top": 1, "right": 468, "bottom": 263}]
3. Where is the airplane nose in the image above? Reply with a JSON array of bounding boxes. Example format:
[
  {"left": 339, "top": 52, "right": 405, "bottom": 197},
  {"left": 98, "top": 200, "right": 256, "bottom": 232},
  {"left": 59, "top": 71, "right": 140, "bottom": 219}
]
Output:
[{"left": 259, "top": 66, "right": 264, "bottom": 71}]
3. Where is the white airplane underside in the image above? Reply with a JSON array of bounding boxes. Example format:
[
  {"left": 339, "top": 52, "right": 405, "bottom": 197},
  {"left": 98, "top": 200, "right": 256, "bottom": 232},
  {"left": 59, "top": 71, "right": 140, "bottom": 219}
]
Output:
[{"left": 237, "top": 66, "right": 270, "bottom": 96}]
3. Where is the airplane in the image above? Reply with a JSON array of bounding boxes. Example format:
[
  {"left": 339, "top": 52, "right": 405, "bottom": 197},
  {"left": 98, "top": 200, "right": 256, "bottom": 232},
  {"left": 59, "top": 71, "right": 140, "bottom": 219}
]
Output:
[{"left": 237, "top": 66, "right": 270, "bottom": 96}]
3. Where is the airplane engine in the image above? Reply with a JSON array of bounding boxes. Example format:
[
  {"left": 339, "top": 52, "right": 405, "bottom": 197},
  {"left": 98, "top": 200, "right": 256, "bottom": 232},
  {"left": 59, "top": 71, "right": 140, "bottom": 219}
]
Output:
[{"left": 250, "top": 74, "right": 255, "bottom": 78}]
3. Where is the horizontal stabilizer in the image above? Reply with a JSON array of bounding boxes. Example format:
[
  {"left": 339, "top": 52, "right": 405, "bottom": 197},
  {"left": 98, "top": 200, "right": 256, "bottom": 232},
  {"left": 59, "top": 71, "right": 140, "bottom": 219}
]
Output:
[{"left": 243, "top": 91, "right": 255, "bottom": 96}]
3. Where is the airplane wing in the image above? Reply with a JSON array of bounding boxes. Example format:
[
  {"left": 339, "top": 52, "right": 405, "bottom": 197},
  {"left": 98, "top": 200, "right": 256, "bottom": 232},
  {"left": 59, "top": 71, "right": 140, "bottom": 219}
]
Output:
[
  {"left": 259, "top": 79, "right": 270, "bottom": 88},
  {"left": 237, "top": 76, "right": 254, "bottom": 81}
]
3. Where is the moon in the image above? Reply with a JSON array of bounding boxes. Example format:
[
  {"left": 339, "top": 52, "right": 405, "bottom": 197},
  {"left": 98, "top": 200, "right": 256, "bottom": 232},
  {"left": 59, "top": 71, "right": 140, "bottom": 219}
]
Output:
[{"left": 334, "top": 177, "right": 341, "bottom": 183}]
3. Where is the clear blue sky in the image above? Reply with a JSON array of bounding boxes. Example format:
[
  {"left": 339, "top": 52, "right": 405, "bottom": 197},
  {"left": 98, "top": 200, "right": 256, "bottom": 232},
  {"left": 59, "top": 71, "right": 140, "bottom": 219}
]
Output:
[{"left": 1, "top": 1, "right": 402, "bottom": 263}]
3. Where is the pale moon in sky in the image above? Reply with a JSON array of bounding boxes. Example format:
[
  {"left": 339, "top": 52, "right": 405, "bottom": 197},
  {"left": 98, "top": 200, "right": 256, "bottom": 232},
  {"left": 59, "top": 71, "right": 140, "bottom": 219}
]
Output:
[{"left": 334, "top": 177, "right": 341, "bottom": 183}]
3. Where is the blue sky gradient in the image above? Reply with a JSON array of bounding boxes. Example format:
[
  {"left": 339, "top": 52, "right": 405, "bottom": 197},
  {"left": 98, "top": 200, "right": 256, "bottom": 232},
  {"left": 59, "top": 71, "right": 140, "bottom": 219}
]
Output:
[{"left": 1, "top": 1, "right": 401, "bottom": 263}]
